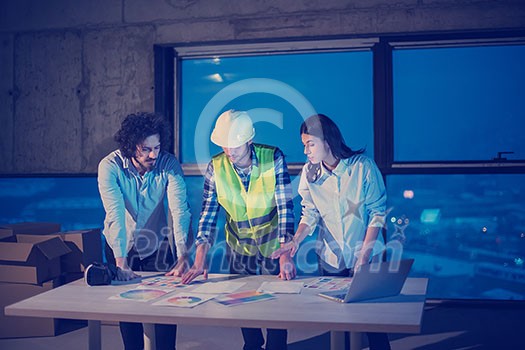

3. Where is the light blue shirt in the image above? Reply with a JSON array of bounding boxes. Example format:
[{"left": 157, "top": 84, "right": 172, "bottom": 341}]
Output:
[
  {"left": 299, "top": 154, "right": 387, "bottom": 269},
  {"left": 98, "top": 150, "right": 191, "bottom": 259}
]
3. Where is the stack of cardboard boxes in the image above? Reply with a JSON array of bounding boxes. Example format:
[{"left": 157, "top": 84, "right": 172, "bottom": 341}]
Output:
[
  {"left": 56, "top": 228, "right": 105, "bottom": 284},
  {"left": 0, "top": 222, "right": 104, "bottom": 338}
]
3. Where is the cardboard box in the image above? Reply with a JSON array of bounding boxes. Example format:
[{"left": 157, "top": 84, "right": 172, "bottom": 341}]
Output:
[
  {"left": 0, "top": 235, "right": 71, "bottom": 284},
  {"left": 0, "top": 222, "right": 61, "bottom": 241},
  {"left": 0, "top": 279, "right": 60, "bottom": 338},
  {"left": 56, "top": 228, "right": 103, "bottom": 273}
]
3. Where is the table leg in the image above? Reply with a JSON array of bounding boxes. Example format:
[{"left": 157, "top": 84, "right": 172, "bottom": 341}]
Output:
[
  {"left": 88, "top": 320, "right": 101, "bottom": 350},
  {"left": 330, "top": 331, "right": 345, "bottom": 350},
  {"left": 143, "top": 323, "right": 156, "bottom": 350},
  {"left": 350, "top": 331, "right": 362, "bottom": 350}
]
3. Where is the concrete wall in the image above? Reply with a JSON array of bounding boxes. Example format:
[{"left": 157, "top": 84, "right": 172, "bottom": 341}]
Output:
[{"left": 1, "top": 0, "right": 524, "bottom": 173}]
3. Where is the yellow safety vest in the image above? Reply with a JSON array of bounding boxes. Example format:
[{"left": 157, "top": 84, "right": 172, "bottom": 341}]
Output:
[{"left": 212, "top": 144, "right": 279, "bottom": 257}]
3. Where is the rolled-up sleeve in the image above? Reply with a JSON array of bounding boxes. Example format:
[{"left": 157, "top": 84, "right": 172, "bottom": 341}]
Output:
[
  {"left": 298, "top": 167, "right": 321, "bottom": 232},
  {"left": 97, "top": 158, "right": 128, "bottom": 258},
  {"left": 363, "top": 159, "right": 387, "bottom": 229},
  {"left": 273, "top": 149, "right": 295, "bottom": 241},
  {"left": 196, "top": 161, "right": 220, "bottom": 246},
  {"left": 166, "top": 160, "right": 192, "bottom": 257}
]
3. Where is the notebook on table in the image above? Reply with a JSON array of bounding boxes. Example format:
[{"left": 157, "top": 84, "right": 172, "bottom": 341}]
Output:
[{"left": 318, "top": 259, "right": 414, "bottom": 303}]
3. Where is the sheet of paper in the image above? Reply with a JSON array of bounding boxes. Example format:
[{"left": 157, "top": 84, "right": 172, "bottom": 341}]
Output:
[
  {"left": 191, "top": 281, "right": 246, "bottom": 294},
  {"left": 137, "top": 276, "right": 190, "bottom": 291},
  {"left": 152, "top": 293, "right": 217, "bottom": 308},
  {"left": 214, "top": 290, "right": 276, "bottom": 307},
  {"left": 304, "top": 277, "right": 353, "bottom": 291},
  {"left": 257, "top": 281, "right": 304, "bottom": 294},
  {"left": 108, "top": 288, "right": 168, "bottom": 302}
]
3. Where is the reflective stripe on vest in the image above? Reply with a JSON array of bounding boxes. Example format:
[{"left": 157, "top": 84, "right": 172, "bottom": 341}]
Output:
[{"left": 213, "top": 144, "right": 279, "bottom": 257}]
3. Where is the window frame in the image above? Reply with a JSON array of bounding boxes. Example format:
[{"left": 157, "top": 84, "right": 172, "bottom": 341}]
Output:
[
  {"left": 155, "top": 37, "right": 379, "bottom": 175},
  {"left": 156, "top": 30, "right": 525, "bottom": 176},
  {"left": 378, "top": 31, "right": 525, "bottom": 175}
]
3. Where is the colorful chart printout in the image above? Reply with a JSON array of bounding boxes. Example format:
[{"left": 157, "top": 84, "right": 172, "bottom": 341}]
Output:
[
  {"left": 109, "top": 288, "right": 168, "bottom": 302},
  {"left": 153, "top": 293, "right": 217, "bottom": 308},
  {"left": 138, "top": 276, "right": 189, "bottom": 290},
  {"left": 215, "top": 290, "right": 276, "bottom": 307},
  {"left": 304, "top": 277, "right": 353, "bottom": 291}
]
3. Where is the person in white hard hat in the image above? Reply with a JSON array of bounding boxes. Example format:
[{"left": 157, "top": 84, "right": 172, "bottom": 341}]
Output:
[{"left": 182, "top": 110, "right": 295, "bottom": 350}]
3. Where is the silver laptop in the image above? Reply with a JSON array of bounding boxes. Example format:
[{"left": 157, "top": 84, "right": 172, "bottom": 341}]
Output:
[{"left": 318, "top": 259, "right": 414, "bottom": 303}]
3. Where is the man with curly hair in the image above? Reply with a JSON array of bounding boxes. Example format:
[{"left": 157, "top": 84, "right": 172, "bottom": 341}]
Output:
[{"left": 98, "top": 112, "right": 191, "bottom": 350}]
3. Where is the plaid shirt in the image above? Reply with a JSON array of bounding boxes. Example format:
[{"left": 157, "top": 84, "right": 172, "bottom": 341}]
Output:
[{"left": 196, "top": 144, "right": 294, "bottom": 246}]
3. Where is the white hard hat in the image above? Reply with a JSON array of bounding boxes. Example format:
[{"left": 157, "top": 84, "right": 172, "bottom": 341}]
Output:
[{"left": 210, "top": 110, "right": 255, "bottom": 148}]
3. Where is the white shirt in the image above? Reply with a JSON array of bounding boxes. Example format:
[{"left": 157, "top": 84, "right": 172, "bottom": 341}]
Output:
[
  {"left": 299, "top": 154, "right": 386, "bottom": 269},
  {"left": 98, "top": 150, "right": 191, "bottom": 259}
]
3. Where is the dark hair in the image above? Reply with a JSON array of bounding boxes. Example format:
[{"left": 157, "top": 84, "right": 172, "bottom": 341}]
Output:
[
  {"left": 300, "top": 114, "right": 364, "bottom": 159},
  {"left": 114, "top": 112, "right": 171, "bottom": 159}
]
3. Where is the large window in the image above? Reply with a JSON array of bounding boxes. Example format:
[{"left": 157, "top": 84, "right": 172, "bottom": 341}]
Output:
[
  {"left": 180, "top": 51, "right": 374, "bottom": 166},
  {"left": 384, "top": 37, "right": 525, "bottom": 301},
  {"left": 165, "top": 39, "right": 378, "bottom": 174},
  {"left": 393, "top": 44, "right": 525, "bottom": 162}
]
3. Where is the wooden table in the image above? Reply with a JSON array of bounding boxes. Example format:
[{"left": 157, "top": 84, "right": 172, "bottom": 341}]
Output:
[{"left": 5, "top": 273, "right": 428, "bottom": 350}]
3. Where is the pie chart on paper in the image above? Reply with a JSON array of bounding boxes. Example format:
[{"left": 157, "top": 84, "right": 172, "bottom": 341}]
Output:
[
  {"left": 119, "top": 289, "right": 167, "bottom": 301},
  {"left": 165, "top": 296, "right": 202, "bottom": 307}
]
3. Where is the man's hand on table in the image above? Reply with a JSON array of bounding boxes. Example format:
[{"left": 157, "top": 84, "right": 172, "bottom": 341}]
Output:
[
  {"left": 180, "top": 243, "right": 209, "bottom": 284},
  {"left": 115, "top": 257, "right": 141, "bottom": 281},
  {"left": 181, "top": 264, "right": 208, "bottom": 284},
  {"left": 165, "top": 256, "right": 190, "bottom": 277},
  {"left": 278, "top": 251, "right": 296, "bottom": 280}
]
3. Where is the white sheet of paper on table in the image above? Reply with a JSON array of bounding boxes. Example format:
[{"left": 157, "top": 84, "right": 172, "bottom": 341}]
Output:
[
  {"left": 191, "top": 281, "right": 246, "bottom": 294},
  {"left": 256, "top": 281, "right": 304, "bottom": 294}
]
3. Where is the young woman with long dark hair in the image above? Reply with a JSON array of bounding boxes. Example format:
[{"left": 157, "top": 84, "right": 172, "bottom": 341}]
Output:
[{"left": 272, "top": 113, "right": 391, "bottom": 350}]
